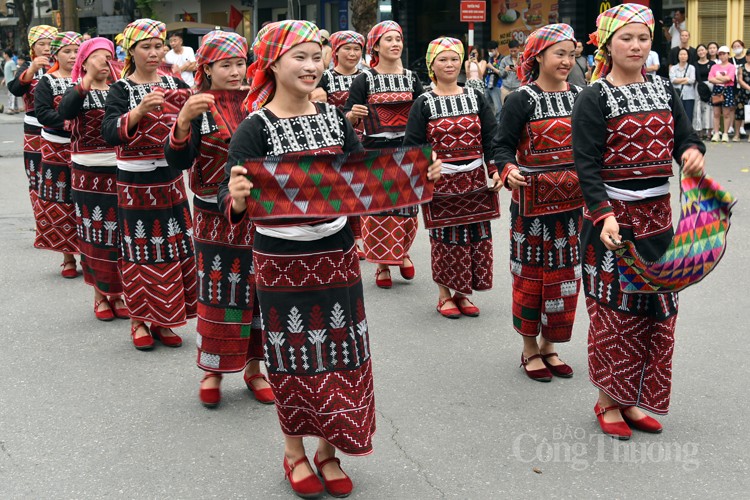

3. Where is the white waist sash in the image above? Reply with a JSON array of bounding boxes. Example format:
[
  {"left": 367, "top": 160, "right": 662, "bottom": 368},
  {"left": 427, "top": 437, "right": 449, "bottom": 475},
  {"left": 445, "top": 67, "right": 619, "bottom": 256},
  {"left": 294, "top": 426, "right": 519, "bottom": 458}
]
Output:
[
  {"left": 72, "top": 152, "right": 117, "bottom": 167},
  {"left": 604, "top": 182, "right": 670, "bottom": 201},
  {"left": 440, "top": 158, "right": 483, "bottom": 175},
  {"left": 117, "top": 158, "right": 169, "bottom": 172},
  {"left": 256, "top": 216, "right": 347, "bottom": 241},
  {"left": 24, "top": 115, "right": 42, "bottom": 127},
  {"left": 41, "top": 130, "right": 70, "bottom": 144}
]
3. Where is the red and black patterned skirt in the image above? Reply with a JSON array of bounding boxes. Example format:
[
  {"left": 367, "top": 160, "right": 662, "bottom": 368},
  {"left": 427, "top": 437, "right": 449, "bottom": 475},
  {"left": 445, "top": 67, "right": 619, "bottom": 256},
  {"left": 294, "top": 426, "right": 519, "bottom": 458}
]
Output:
[
  {"left": 71, "top": 163, "right": 122, "bottom": 295},
  {"left": 509, "top": 201, "right": 582, "bottom": 342},
  {"left": 253, "top": 226, "right": 375, "bottom": 455},
  {"left": 582, "top": 194, "right": 677, "bottom": 414},
  {"left": 23, "top": 123, "right": 42, "bottom": 209},
  {"left": 35, "top": 137, "right": 78, "bottom": 254},
  {"left": 193, "top": 197, "right": 262, "bottom": 372},
  {"left": 430, "top": 221, "right": 493, "bottom": 294},
  {"left": 117, "top": 167, "right": 197, "bottom": 328}
]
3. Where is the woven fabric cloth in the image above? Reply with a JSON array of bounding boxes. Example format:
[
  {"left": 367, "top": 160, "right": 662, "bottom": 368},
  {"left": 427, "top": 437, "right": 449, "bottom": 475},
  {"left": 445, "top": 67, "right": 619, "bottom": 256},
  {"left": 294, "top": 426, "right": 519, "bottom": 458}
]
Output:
[
  {"left": 617, "top": 172, "right": 736, "bottom": 293},
  {"left": 121, "top": 18, "right": 167, "bottom": 77},
  {"left": 330, "top": 30, "right": 365, "bottom": 67},
  {"left": 589, "top": 3, "right": 654, "bottom": 82},
  {"left": 51, "top": 31, "right": 82, "bottom": 55},
  {"left": 425, "top": 37, "right": 464, "bottom": 82},
  {"left": 195, "top": 30, "right": 248, "bottom": 88},
  {"left": 517, "top": 24, "right": 576, "bottom": 85},
  {"left": 241, "top": 145, "right": 434, "bottom": 219},
  {"left": 366, "top": 21, "right": 402, "bottom": 68},
  {"left": 72, "top": 37, "right": 115, "bottom": 81},
  {"left": 28, "top": 25, "right": 58, "bottom": 49},
  {"left": 245, "top": 20, "right": 320, "bottom": 111}
]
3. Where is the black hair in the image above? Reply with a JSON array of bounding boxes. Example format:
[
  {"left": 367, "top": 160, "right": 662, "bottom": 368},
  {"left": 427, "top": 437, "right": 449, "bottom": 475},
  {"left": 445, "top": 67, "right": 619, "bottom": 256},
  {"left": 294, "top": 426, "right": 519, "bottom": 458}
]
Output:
[
  {"left": 677, "top": 47, "right": 690, "bottom": 58},
  {"left": 3, "top": 48, "right": 14, "bottom": 58},
  {"left": 508, "top": 40, "right": 520, "bottom": 49},
  {"left": 168, "top": 31, "right": 183, "bottom": 40},
  {"left": 674, "top": 8, "right": 685, "bottom": 15},
  {"left": 488, "top": 41, "right": 498, "bottom": 50}
]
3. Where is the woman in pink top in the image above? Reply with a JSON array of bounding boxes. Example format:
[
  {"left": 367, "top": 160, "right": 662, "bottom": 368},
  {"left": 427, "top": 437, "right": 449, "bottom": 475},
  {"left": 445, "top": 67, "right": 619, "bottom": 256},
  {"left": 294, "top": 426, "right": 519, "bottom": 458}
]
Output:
[{"left": 708, "top": 46, "right": 737, "bottom": 142}]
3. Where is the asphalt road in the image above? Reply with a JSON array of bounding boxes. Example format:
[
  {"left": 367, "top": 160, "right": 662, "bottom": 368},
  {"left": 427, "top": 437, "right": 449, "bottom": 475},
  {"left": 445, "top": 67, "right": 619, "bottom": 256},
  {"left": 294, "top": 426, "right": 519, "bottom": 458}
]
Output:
[{"left": 0, "top": 102, "right": 748, "bottom": 499}]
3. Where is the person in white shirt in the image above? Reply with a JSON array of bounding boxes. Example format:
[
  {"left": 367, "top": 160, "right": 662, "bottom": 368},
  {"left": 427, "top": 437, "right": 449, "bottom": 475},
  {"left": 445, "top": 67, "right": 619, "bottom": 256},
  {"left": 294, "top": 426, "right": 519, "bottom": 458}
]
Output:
[
  {"left": 663, "top": 9, "right": 686, "bottom": 49},
  {"left": 645, "top": 50, "right": 660, "bottom": 76},
  {"left": 164, "top": 31, "right": 196, "bottom": 86}
]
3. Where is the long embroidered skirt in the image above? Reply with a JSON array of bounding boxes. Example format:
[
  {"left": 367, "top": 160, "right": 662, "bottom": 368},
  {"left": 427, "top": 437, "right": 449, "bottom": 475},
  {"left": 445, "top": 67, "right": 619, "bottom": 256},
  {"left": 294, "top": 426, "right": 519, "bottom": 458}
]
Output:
[
  {"left": 23, "top": 124, "right": 42, "bottom": 211},
  {"left": 253, "top": 225, "right": 375, "bottom": 455},
  {"left": 430, "top": 221, "right": 493, "bottom": 294},
  {"left": 193, "top": 198, "right": 262, "bottom": 372},
  {"left": 362, "top": 206, "right": 419, "bottom": 265},
  {"left": 510, "top": 202, "right": 582, "bottom": 342},
  {"left": 35, "top": 138, "right": 78, "bottom": 253},
  {"left": 582, "top": 194, "right": 677, "bottom": 415},
  {"left": 117, "top": 167, "right": 197, "bottom": 327},
  {"left": 71, "top": 163, "right": 123, "bottom": 295},
  {"left": 348, "top": 216, "right": 362, "bottom": 239}
]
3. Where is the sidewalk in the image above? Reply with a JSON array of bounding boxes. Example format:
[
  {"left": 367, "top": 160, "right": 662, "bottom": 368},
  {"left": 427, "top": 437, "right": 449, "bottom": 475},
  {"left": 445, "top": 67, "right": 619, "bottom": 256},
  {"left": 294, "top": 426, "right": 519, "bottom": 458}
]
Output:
[{"left": 0, "top": 87, "right": 27, "bottom": 125}]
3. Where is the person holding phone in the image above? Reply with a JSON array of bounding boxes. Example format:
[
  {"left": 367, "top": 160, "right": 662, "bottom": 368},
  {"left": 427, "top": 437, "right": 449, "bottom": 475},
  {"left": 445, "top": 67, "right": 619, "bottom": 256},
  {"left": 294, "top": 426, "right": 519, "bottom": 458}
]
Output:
[
  {"left": 464, "top": 47, "right": 487, "bottom": 91},
  {"left": 498, "top": 39, "right": 521, "bottom": 103}
]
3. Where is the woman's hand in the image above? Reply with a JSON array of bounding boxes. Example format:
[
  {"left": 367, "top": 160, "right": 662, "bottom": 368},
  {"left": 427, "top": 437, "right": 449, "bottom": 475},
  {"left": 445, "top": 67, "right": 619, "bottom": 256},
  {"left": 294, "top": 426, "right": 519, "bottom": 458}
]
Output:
[
  {"left": 490, "top": 172, "right": 503, "bottom": 192},
  {"left": 228, "top": 165, "right": 253, "bottom": 214},
  {"left": 173, "top": 93, "right": 214, "bottom": 140},
  {"left": 309, "top": 88, "right": 327, "bottom": 102},
  {"left": 681, "top": 147, "right": 705, "bottom": 176},
  {"left": 346, "top": 104, "right": 368, "bottom": 123},
  {"left": 506, "top": 167, "right": 528, "bottom": 190},
  {"left": 28, "top": 56, "right": 50, "bottom": 75},
  {"left": 131, "top": 90, "right": 165, "bottom": 122},
  {"left": 426, "top": 152, "right": 442, "bottom": 182},
  {"left": 600, "top": 216, "right": 623, "bottom": 251}
]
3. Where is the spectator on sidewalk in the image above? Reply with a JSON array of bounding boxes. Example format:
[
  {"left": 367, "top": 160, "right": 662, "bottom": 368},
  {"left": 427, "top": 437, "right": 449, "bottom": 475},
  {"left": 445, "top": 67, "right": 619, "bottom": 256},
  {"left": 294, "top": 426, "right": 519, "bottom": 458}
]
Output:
[
  {"left": 485, "top": 40, "right": 503, "bottom": 122},
  {"left": 645, "top": 49, "right": 660, "bottom": 77},
  {"left": 2, "top": 48, "right": 20, "bottom": 114},
  {"left": 668, "top": 30, "right": 697, "bottom": 69},
  {"left": 567, "top": 40, "right": 588, "bottom": 87},
  {"left": 164, "top": 31, "right": 196, "bottom": 86},
  {"left": 498, "top": 39, "right": 521, "bottom": 104},
  {"left": 663, "top": 8, "right": 686, "bottom": 49}
]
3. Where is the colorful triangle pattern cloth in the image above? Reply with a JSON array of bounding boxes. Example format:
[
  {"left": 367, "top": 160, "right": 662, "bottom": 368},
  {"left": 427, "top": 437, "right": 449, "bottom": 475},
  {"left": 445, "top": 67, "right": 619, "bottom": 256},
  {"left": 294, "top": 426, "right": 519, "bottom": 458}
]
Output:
[
  {"left": 617, "top": 172, "right": 737, "bottom": 293},
  {"left": 242, "top": 145, "right": 434, "bottom": 219}
]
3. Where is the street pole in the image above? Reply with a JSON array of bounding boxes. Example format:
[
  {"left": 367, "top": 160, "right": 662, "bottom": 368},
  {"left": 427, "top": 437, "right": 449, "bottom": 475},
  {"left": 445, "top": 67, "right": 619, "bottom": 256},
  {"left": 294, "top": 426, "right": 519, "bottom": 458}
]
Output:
[{"left": 62, "top": 0, "right": 77, "bottom": 31}]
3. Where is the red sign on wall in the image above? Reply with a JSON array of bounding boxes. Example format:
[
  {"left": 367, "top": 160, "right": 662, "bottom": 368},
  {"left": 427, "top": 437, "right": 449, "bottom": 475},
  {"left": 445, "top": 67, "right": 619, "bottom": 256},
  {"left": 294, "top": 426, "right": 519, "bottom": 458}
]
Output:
[{"left": 460, "top": 1, "right": 487, "bottom": 22}]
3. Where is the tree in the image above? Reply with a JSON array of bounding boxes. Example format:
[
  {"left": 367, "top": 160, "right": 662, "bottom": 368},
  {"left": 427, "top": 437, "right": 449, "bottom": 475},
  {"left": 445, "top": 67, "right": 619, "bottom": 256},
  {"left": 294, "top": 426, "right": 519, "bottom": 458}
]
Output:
[
  {"left": 350, "top": 0, "right": 377, "bottom": 36},
  {"left": 14, "top": 0, "right": 35, "bottom": 53}
]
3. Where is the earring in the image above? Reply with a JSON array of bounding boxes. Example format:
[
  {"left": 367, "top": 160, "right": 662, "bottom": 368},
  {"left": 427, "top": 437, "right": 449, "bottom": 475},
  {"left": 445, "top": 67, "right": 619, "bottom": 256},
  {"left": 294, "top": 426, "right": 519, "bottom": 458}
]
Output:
[{"left": 206, "top": 74, "right": 211, "bottom": 81}]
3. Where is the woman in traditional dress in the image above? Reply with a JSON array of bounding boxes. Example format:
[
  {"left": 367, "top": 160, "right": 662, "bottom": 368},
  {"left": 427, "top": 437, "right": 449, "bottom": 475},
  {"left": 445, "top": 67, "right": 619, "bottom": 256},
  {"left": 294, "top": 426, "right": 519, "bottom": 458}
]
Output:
[
  {"left": 58, "top": 37, "right": 127, "bottom": 321},
  {"left": 343, "top": 21, "right": 424, "bottom": 289},
  {"left": 403, "top": 37, "right": 500, "bottom": 318},
  {"left": 102, "top": 19, "right": 195, "bottom": 351},
  {"left": 572, "top": 3, "right": 704, "bottom": 439},
  {"left": 164, "top": 30, "right": 273, "bottom": 408},
  {"left": 33, "top": 31, "right": 82, "bottom": 277},
  {"left": 311, "top": 30, "right": 367, "bottom": 259},
  {"left": 493, "top": 24, "right": 583, "bottom": 382},
  {"left": 8, "top": 25, "right": 57, "bottom": 234}
]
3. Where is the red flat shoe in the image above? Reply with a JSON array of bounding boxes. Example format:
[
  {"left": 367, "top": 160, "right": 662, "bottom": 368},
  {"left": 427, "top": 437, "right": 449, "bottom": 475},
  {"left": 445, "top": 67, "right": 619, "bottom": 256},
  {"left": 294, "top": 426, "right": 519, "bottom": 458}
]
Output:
[
  {"left": 594, "top": 402, "right": 632, "bottom": 440},
  {"left": 520, "top": 353, "right": 553, "bottom": 382},
  {"left": 436, "top": 297, "right": 461, "bottom": 319},
  {"left": 244, "top": 372, "right": 275, "bottom": 404},
  {"left": 621, "top": 406, "right": 663, "bottom": 433},
  {"left": 375, "top": 268, "right": 392, "bottom": 289},
  {"left": 94, "top": 297, "right": 115, "bottom": 322},
  {"left": 356, "top": 247, "right": 366, "bottom": 261},
  {"left": 60, "top": 261, "right": 79, "bottom": 279},
  {"left": 199, "top": 373, "right": 222, "bottom": 408},
  {"left": 109, "top": 296, "right": 130, "bottom": 319},
  {"left": 283, "top": 456, "right": 324, "bottom": 499},
  {"left": 150, "top": 324, "right": 182, "bottom": 347},
  {"left": 313, "top": 452, "right": 353, "bottom": 498},
  {"left": 453, "top": 294, "right": 480, "bottom": 317},
  {"left": 541, "top": 352, "right": 574, "bottom": 378},
  {"left": 131, "top": 322, "right": 154, "bottom": 351},
  {"left": 399, "top": 255, "right": 415, "bottom": 280}
]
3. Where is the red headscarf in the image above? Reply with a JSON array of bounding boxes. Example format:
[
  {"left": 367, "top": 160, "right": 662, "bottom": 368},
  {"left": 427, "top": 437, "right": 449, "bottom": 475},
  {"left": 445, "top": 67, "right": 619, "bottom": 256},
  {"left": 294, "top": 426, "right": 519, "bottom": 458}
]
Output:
[
  {"left": 194, "top": 30, "right": 248, "bottom": 88},
  {"left": 330, "top": 30, "right": 365, "bottom": 67},
  {"left": 366, "top": 21, "right": 402, "bottom": 68}
]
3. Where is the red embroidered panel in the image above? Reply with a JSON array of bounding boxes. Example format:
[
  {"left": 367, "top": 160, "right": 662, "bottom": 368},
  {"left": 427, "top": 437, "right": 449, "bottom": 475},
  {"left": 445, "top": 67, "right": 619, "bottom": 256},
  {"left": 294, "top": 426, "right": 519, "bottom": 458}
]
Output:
[
  {"left": 603, "top": 110, "right": 675, "bottom": 181},
  {"left": 427, "top": 115, "right": 483, "bottom": 162},
  {"left": 517, "top": 116, "right": 573, "bottom": 169}
]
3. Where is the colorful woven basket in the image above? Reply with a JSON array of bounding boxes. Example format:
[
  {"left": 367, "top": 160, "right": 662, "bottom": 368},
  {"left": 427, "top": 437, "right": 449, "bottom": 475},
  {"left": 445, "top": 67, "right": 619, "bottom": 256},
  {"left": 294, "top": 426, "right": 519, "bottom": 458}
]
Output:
[{"left": 617, "top": 172, "right": 736, "bottom": 293}]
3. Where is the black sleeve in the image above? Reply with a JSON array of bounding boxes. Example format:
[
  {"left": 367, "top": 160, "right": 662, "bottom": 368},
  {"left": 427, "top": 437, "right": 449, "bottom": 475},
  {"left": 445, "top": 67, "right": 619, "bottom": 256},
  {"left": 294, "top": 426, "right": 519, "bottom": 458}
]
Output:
[
  {"left": 57, "top": 84, "right": 87, "bottom": 120},
  {"left": 164, "top": 115, "right": 203, "bottom": 170},
  {"left": 668, "top": 47, "right": 678, "bottom": 67},
  {"left": 342, "top": 72, "right": 368, "bottom": 112},
  {"left": 102, "top": 81, "right": 130, "bottom": 146},
  {"left": 412, "top": 72, "right": 425, "bottom": 98},
  {"left": 338, "top": 107, "right": 365, "bottom": 154},
  {"left": 476, "top": 90, "right": 498, "bottom": 162},
  {"left": 492, "top": 90, "right": 530, "bottom": 172},
  {"left": 217, "top": 114, "right": 270, "bottom": 218},
  {"left": 8, "top": 62, "right": 31, "bottom": 96},
  {"left": 318, "top": 71, "right": 331, "bottom": 91},
  {"left": 402, "top": 95, "right": 428, "bottom": 147},
  {"left": 665, "top": 78, "right": 706, "bottom": 160},
  {"left": 34, "top": 77, "right": 65, "bottom": 129},
  {"left": 571, "top": 85, "right": 611, "bottom": 217}
]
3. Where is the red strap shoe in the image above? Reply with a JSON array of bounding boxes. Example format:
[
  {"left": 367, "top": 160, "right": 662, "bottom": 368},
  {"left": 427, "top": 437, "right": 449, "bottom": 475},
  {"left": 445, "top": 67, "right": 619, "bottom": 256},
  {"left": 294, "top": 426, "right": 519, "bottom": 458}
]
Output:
[
  {"left": 151, "top": 324, "right": 182, "bottom": 348},
  {"left": 313, "top": 452, "right": 354, "bottom": 498},
  {"left": 94, "top": 298, "right": 115, "bottom": 322},
  {"left": 399, "top": 255, "right": 415, "bottom": 280},
  {"left": 60, "top": 260, "right": 79, "bottom": 279},
  {"left": 621, "top": 406, "right": 663, "bottom": 433},
  {"left": 436, "top": 297, "right": 461, "bottom": 319},
  {"left": 199, "top": 373, "right": 222, "bottom": 408},
  {"left": 109, "top": 295, "right": 130, "bottom": 319},
  {"left": 374, "top": 268, "right": 392, "bottom": 289},
  {"left": 131, "top": 322, "right": 154, "bottom": 351},
  {"left": 594, "top": 402, "right": 632, "bottom": 440},
  {"left": 283, "top": 456, "right": 324, "bottom": 499},
  {"left": 541, "top": 352, "right": 574, "bottom": 378},
  {"left": 520, "top": 353, "right": 553, "bottom": 382},
  {"left": 453, "top": 294, "right": 480, "bottom": 317},
  {"left": 244, "top": 373, "right": 275, "bottom": 404}
]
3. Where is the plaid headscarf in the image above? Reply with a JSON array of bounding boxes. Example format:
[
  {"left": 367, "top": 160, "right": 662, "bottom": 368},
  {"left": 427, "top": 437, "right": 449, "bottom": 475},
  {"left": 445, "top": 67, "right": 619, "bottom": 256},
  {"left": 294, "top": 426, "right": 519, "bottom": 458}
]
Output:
[
  {"left": 28, "top": 25, "right": 58, "bottom": 51},
  {"left": 51, "top": 31, "right": 83, "bottom": 56},
  {"left": 330, "top": 30, "right": 365, "bottom": 67},
  {"left": 121, "top": 18, "right": 167, "bottom": 77},
  {"left": 72, "top": 37, "right": 115, "bottom": 82},
  {"left": 425, "top": 37, "right": 464, "bottom": 82},
  {"left": 517, "top": 23, "right": 576, "bottom": 85},
  {"left": 245, "top": 20, "right": 320, "bottom": 111},
  {"left": 589, "top": 3, "right": 654, "bottom": 82},
  {"left": 195, "top": 30, "right": 248, "bottom": 88},
  {"left": 366, "top": 21, "right": 402, "bottom": 68}
]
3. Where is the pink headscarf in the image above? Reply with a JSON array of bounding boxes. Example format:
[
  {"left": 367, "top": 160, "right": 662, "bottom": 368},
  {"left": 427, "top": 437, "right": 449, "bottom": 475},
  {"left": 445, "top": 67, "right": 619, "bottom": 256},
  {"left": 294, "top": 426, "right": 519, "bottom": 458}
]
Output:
[{"left": 72, "top": 37, "right": 115, "bottom": 82}]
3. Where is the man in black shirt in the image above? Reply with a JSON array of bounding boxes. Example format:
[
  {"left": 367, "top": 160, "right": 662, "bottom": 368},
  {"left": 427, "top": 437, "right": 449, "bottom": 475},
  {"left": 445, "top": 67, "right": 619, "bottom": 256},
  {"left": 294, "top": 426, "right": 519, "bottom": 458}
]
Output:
[{"left": 668, "top": 29, "right": 697, "bottom": 68}]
